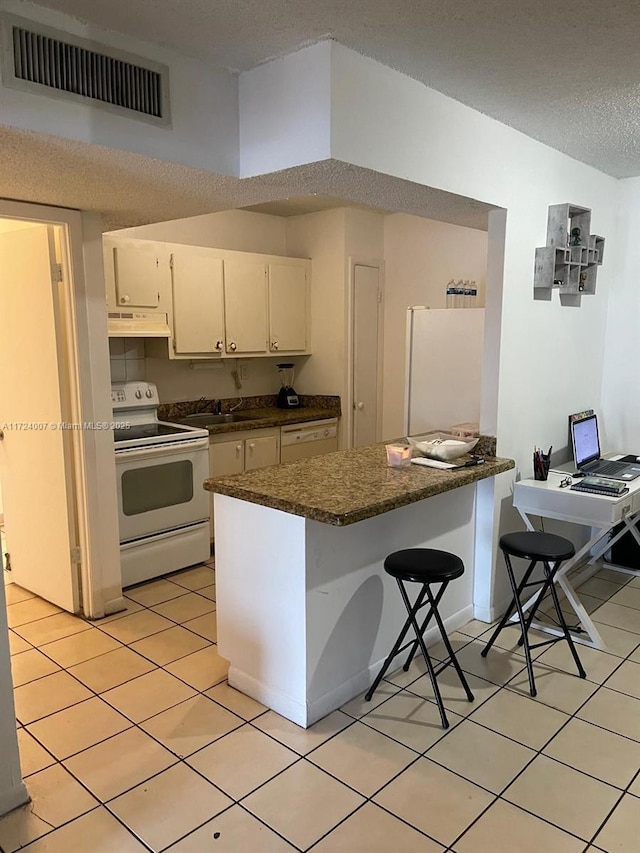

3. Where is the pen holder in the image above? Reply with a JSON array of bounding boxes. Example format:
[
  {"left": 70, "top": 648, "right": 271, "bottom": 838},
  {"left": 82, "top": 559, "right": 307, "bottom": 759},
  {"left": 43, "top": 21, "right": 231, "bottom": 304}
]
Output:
[{"left": 533, "top": 451, "right": 551, "bottom": 481}]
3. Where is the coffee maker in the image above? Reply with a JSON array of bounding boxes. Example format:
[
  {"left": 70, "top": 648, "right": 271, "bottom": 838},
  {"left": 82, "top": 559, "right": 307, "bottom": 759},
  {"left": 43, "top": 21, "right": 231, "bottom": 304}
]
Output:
[{"left": 276, "top": 363, "right": 300, "bottom": 409}]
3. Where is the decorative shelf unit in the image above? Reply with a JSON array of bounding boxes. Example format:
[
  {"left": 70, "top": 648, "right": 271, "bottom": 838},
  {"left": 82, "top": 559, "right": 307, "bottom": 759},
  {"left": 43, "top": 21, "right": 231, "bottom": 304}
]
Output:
[{"left": 534, "top": 203, "right": 605, "bottom": 306}]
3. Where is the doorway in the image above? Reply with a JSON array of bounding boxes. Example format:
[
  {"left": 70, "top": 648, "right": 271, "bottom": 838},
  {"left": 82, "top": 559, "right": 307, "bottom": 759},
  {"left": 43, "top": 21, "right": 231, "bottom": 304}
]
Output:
[
  {"left": 0, "top": 199, "right": 121, "bottom": 622},
  {"left": 0, "top": 220, "right": 82, "bottom": 612}
]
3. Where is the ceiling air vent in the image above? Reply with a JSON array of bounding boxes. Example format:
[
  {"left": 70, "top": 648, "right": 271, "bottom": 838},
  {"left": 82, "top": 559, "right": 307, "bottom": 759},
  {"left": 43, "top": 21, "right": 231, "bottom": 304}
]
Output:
[{"left": 1, "top": 14, "right": 170, "bottom": 126}]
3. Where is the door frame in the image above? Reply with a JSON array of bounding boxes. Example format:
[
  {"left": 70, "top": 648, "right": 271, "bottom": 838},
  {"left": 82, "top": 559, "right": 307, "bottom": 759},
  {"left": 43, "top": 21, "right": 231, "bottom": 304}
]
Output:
[
  {"left": 345, "top": 258, "right": 385, "bottom": 449},
  {"left": 0, "top": 199, "right": 122, "bottom": 619}
]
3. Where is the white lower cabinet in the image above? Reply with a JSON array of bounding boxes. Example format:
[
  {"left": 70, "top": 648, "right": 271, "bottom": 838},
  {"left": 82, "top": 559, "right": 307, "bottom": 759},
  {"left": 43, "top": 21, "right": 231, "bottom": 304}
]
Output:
[{"left": 209, "top": 427, "right": 280, "bottom": 539}]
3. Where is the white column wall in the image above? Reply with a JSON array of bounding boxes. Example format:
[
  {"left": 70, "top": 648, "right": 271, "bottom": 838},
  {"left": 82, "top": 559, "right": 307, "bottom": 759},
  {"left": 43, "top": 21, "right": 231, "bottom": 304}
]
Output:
[
  {"left": 239, "top": 41, "right": 332, "bottom": 177},
  {"left": 601, "top": 177, "right": 640, "bottom": 450}
]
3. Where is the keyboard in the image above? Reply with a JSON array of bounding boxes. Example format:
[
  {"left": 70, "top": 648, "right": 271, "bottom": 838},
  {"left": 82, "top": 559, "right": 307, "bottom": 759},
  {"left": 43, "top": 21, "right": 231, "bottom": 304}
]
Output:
[{"left": 589, "top": 460, "right": 628, "bottom": 476}]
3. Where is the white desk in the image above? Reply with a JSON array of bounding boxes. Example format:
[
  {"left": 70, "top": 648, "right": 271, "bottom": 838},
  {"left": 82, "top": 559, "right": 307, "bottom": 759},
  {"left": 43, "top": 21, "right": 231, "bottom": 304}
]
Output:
[{"left": 513, "top": 471, "right": 640, "bottom": 649}]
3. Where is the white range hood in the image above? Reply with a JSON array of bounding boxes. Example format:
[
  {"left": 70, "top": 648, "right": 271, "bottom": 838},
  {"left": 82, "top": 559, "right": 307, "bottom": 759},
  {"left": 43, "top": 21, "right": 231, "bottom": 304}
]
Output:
[{"left": 107, "top": 311, "right": 171, "bottom": 338}]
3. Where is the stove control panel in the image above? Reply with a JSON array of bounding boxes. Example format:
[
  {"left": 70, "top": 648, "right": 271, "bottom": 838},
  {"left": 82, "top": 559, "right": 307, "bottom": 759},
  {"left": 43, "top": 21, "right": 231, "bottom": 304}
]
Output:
[{"left": 111, "top": 381, "right": 160, "bottom": 410}]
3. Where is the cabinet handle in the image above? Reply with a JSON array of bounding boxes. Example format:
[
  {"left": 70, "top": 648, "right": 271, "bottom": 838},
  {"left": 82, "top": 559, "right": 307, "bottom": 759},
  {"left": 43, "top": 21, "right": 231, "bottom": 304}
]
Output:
[
  {"left": 120, "top": 295, "right": 130, "bottom": 304},
  {"left": 249, "top": 442, "right": 255, "bottom": 451},
  {"left": 271, "top": 341, "right": 279, "bottom": 350},
  {"left": 215, "top": 340, "right": 223, "bottom": 351},
  {"left": 236, "top": 444, "right": 242, "bottom": 454},
  {"left": 229, "top": 342, "right": 237, "bottom": 351}
]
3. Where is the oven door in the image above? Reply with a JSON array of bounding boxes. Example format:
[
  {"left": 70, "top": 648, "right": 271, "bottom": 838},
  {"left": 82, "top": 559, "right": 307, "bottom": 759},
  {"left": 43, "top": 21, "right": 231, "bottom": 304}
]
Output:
[{"left": 115, "top": 438, "right": 209, "bottom": 543}]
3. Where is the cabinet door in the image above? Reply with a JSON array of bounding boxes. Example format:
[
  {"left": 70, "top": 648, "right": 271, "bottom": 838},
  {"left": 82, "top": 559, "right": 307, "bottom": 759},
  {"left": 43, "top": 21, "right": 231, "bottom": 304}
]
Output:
[
  {"left": 112, "top": 243, "right": 162, "bottom": 308},
  {"left": 172, "top": 247, "right": 225, "bottom": 355},
  {"left": 209, "top": 439, "right": 245, "bottom": 477},
  {"left": 209, "top": 438, "right": 244, "bottom": 539},
  {"left": 245, "top": 435, "right": 280, "bottom": 471},
  {"left": 223, "top": 259, "right": 267, "bottom": 355},
  {"left": 268, "top": 264, "right": 308, "bottom": 353}
]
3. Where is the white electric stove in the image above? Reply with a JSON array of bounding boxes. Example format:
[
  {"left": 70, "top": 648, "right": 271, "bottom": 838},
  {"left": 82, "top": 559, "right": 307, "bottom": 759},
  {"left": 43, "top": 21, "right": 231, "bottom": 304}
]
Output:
[{"left": 112, "top": 381, "right": 210, "bottom": 587}]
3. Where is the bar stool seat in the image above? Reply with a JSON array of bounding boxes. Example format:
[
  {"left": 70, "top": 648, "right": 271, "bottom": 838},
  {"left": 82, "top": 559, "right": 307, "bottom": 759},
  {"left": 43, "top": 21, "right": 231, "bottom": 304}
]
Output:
[
  {"left": 365, "top": 548, "right": 474, "bottom": 729},
  {"left": 481, "top": 530, "right": 586, "bottom": 697}
]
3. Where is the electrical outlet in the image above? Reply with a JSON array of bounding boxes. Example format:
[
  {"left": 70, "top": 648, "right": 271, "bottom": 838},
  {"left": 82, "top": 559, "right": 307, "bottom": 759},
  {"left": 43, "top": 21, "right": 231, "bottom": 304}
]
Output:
[{"left": 239, "top": 365, "right": 248, "bottom": 380}]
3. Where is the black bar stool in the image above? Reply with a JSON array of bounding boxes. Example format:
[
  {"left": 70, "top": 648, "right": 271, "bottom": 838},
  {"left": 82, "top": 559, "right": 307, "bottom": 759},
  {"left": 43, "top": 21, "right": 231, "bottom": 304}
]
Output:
[
  {"left": 481, "top": 531, "right": 587, "bottom": 696},
  {"left": 365, "top": 548, "right": 474, "bottom": 729}
]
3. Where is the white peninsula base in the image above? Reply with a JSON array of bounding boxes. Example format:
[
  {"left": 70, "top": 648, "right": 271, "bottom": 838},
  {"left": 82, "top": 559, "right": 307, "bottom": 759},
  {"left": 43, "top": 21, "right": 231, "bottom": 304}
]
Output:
[{"left": 214, "top": 486, "right": 478, "bottom": 728}]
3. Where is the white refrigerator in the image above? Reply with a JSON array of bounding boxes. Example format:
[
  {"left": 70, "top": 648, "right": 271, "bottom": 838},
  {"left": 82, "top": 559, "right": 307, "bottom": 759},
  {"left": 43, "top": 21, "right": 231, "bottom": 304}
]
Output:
[{"left": 404, "top": 307, "right": 485, "bottom": 435}]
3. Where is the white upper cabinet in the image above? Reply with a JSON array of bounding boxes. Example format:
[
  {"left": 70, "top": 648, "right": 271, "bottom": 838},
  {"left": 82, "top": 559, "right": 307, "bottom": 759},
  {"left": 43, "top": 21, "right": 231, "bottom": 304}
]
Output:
[
  {"left": 103, "top": 236, "right": 310, "bottom": 357},
  {"left": 223, "top": 258, "right": 268, "bottom": 355},
  {"left": 268, "top": 264, "right": 308, "bottom": 353},
  {"left": 112, "top": 242, "right": 162, "bottom": 308},
  {"left": 103, "top": 237, "right": 170, "bottom": 314},
  {"left": 171, "top": 247, "right": 225, "bottom": 356}
]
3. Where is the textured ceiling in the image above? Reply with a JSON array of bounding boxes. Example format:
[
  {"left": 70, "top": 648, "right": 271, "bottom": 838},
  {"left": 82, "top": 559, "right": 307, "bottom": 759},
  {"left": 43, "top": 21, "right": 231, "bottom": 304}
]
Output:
[
  {"left": 27, "top": 0, "right": 640, "bottom": 178},
  {"left": 0, "top": 127, "right": 495, "bottom": 231}
]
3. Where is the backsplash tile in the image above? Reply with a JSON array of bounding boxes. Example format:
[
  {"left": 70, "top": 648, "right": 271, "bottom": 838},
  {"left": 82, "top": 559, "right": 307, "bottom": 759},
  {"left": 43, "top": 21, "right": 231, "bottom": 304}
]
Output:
[{"left": 109, "top": 338, "right": 146, "bottom": 384}]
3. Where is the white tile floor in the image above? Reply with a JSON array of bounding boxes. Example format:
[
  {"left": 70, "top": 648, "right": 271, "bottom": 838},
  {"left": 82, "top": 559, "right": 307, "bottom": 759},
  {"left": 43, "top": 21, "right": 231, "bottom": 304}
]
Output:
[{"left": 2, "top": 561, "right": 639, "bottom": 852}]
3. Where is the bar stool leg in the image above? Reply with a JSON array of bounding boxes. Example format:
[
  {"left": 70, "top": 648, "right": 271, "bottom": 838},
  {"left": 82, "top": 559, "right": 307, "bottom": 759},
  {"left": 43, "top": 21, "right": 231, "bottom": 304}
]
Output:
[
  {"left": 364, "top": 584, "right": 430, "bottom": 702},
  {"left": 544, "top": 561, "right": 587, "bottom": 679},
  {"left": 503, "top": 554, "right": 538, "bottom": 697},
  {"left": 481, "top": 560, "right": 537, "bottom": 658},
  {"left": 397, "top": 579, "right": 450, "bottom": 729},
  {"left": 426, "top": 586, "right": 474, "bottom": 703},
  {"left": 403, "top": 582, "right": 447, "bottom": 672}
]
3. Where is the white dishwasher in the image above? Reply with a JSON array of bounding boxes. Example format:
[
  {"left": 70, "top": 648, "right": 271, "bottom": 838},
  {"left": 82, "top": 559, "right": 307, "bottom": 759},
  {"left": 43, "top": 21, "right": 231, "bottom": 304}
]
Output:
[{"left": 280, "top": 418, "right": 339, "bottom": 462}]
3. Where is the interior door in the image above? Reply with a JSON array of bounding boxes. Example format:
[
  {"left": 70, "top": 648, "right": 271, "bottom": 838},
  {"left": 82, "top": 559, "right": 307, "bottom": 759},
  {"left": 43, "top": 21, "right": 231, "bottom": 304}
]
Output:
[
  {"left": 0, "top": 224, "right": 80, "bottom": 611},
  {"left": 352, "top": 265, "right": 381, "bottom": 447}
]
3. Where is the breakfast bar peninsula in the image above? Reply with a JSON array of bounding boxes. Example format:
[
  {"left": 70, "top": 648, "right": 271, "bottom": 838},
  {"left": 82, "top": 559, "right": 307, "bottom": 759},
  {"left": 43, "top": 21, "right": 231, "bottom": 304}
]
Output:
[{"left": 204, "top": 442, "right": 514, "bottom": 727}]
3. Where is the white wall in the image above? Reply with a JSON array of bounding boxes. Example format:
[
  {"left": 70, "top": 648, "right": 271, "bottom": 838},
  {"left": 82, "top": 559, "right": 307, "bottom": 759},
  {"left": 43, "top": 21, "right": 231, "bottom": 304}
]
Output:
[
  {"left": 601, "top": 177, "right": 640, "bottom": 451},
  {"left": 382, "top": 215, "right": 488, "bottom": 439},
  {"left": 145, "top": 355, "right": 304, "bottom": 403},
  {"left": 239, "top": 41, "right": 332, "bottom": 177},
  {"left": 286, "top": 209, "right": 349, "bottom": 444},
  {"left": 0, "top": 0, "right": 239, "bottom": 175},
  {"left": 113, "top": 209, "right": 287, "bottom": 256}
]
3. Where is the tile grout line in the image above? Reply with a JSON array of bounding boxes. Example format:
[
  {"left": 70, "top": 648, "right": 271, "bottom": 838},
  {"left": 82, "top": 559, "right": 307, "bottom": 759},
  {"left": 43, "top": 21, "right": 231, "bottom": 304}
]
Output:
[{"left": 4, "top": 565, "right": 639, "bottom": 852}]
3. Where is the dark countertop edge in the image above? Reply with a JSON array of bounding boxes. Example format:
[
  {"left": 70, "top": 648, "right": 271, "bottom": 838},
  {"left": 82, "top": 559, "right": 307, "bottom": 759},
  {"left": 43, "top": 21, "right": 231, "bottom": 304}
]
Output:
[{"left": 207, "top": 458, "right": 515, "bottom": 526}]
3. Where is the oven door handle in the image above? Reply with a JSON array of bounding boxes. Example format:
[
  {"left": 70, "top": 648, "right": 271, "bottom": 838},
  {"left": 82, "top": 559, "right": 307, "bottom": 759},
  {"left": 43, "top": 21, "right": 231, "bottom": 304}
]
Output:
[{"left": 115, "top": 438, "right": 210, "bottom": 460}]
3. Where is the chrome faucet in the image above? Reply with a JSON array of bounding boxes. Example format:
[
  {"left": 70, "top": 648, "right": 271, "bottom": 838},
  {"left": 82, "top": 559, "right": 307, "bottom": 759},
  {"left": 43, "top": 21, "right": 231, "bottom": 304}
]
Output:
[{"left": 229, "top": 398, "right": 243, "bottom": 412}]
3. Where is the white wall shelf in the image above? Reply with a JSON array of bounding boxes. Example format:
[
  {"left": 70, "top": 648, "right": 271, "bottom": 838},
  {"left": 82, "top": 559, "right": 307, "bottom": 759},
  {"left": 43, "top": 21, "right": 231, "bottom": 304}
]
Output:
[{"left": 534, "top": 203, "right": 605, "bottom": 306}]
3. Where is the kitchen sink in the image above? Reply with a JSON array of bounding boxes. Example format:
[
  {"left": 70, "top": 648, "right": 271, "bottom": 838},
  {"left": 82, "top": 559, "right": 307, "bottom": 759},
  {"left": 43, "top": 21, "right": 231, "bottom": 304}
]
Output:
[{"left": 179, "top": 412, "right": 255, "bottom": 426}]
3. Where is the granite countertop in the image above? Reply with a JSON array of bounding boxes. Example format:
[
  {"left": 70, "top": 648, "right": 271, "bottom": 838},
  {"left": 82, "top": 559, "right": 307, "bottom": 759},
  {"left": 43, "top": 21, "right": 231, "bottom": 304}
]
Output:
[
  {"left": 204, "top": 443, "right": 515, "bottom": 526},
  {"left": 178, "top": 407, "right": 340, "bottom": 435},
  {"left": 160, "top": 394, "right": 341, "bottom": 435}
]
